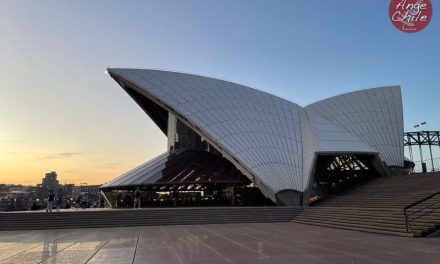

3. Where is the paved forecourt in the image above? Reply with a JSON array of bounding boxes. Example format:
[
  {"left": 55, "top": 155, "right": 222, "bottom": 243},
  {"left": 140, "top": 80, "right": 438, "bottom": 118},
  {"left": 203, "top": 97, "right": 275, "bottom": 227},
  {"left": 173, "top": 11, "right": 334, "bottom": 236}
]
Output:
[{"left": 0, "top": 222, "right": 439, "bottom": 264}]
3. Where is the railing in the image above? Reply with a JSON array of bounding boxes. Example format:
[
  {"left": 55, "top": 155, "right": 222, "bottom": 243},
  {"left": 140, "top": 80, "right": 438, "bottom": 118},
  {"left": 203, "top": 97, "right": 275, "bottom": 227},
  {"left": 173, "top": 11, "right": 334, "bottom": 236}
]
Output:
[
  {"left": 412, "top": 159, "right": 440, "bottom": 173},
  {"left": 404, "top": 191, "right": 440, "bottom": 233}
]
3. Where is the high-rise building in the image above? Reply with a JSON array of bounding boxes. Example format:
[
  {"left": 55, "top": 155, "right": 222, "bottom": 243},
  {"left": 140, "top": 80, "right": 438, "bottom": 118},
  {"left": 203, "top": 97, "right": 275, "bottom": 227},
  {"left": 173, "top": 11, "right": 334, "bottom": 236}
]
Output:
[{"left": 41, "top": 171, "right": 59, "bottom": 190}]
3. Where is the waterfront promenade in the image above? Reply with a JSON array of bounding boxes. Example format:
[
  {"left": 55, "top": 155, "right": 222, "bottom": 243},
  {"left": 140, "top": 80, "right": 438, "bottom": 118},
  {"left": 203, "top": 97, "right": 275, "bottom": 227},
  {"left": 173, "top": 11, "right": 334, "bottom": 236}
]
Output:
[{"left": 0, "top": 222, "right": 439, "bottom": 264}]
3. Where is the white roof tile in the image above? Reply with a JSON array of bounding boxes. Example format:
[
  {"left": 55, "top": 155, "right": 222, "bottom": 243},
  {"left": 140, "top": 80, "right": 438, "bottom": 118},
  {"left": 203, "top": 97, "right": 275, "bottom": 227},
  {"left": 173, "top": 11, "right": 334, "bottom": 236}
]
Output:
[{"left": 107, "top": 69, "right": 404, "bottom": 197}]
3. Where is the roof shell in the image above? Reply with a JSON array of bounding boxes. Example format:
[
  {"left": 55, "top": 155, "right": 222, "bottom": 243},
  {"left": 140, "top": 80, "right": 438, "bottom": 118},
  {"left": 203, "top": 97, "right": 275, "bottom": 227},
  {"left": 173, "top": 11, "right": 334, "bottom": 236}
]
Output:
[
  {"left": 106, "top": 68, "right": 404, "bottom": 198},
  {"left": 108, "top": 68, "right": 307, "bottom": 194},
  {"left": 306, "top": 86, "right": 404, "bottom": 167}
]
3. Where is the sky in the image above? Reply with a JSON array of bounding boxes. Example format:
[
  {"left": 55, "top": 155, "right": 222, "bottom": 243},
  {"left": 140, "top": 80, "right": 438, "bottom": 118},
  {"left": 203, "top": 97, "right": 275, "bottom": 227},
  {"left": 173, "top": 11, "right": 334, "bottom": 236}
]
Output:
[{"left": 0, "top": 1, "right": 439, "bottom": 185}]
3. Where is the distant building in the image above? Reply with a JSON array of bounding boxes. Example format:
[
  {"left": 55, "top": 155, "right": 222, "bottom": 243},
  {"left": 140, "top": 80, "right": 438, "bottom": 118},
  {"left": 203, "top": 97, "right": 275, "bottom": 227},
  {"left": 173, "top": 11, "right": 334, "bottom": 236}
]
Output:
[
  {"left": 0, "top": 184, "right": 33, "bottom": 212},
  {"left": 62, "top": 184, "right": 74, "bottom": 196},
  {"left": 76, "top": 184, "right": 101, "bottom": 204},
  {"left": 41, "top": 171, "right": 59, "bottom": 190},
  {"left": 0, "top": 181, "right": 104, "bottom": 211}
]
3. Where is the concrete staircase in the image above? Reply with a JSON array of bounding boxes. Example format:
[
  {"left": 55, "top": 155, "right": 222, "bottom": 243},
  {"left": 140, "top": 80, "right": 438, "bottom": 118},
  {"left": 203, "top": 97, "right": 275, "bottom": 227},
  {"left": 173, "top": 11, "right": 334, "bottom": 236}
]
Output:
[
  {"left": 2, "top": 173, "right": 439, "bottom": 237},
  {"left": 292, "top": 172, "right": 440, "bottom": 237},
  {"left": 0, "top": 206, "right": 302, "bottom": 231},
  {"left": 293, "top": 206, "right": 440, "bottom": 237}
]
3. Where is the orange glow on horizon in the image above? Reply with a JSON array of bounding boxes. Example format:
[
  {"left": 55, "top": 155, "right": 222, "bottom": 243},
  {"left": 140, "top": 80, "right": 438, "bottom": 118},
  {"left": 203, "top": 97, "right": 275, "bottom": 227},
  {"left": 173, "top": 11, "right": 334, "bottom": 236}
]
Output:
[{"left": 0, "top": 144, "right": 166, "bottom": 186}]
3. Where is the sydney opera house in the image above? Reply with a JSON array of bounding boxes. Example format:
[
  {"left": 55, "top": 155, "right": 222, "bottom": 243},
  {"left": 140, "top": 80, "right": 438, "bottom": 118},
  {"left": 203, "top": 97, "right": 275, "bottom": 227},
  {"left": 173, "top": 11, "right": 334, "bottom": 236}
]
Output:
[{"left": 100, "top": 68, "right": 404, "bottom": 207}]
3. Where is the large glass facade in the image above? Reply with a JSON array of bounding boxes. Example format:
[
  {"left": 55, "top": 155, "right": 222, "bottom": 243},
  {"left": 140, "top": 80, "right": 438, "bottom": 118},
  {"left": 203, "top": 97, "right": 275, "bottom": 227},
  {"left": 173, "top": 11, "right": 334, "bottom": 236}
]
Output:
[
  {"left": 309, "top": 154, "right": 381, "bottom": 204},
  {"left": 101, "top": 150, "right": 273, "bottom": 207}
]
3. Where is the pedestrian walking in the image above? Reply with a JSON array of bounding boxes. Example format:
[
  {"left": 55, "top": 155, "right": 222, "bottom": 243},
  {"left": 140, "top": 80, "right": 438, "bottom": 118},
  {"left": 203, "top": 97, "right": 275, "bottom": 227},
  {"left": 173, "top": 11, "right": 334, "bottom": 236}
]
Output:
[
  {"left": 81, "top": 194, "right": 88, "bottom": 209},
  {"left": 76, "top": 195, "right": 82, "bottom": 209},
  {"left": 46, "top": 189, "right": 55, "bottom": 213},
  {"left": 133, "top": 187, "right": 141, "bottom": 209},
  {"left": 55, "top": 189, "right": 63, "bottom": 212},
  {"left": 116, "top": 192, "right": 122, "bottom": 208}
]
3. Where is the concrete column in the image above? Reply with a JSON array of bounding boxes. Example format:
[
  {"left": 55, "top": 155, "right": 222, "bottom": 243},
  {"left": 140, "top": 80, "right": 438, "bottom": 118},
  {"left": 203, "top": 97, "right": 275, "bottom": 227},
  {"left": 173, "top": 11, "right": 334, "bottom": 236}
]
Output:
[{"left": 167, "top": 113, "right": 177, "bottom": 151}]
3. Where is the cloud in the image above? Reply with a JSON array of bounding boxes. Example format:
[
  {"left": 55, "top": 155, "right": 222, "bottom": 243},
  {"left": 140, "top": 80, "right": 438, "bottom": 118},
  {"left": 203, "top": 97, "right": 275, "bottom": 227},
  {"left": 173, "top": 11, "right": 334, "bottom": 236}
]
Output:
[{"left": 42, "top": 152, "right": 83, "bottom": 159}]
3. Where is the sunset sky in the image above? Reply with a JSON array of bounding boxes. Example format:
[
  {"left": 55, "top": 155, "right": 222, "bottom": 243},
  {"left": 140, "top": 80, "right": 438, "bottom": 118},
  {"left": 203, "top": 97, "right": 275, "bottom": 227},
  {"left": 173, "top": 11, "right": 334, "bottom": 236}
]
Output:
[{"left": 1, "top": 1, "right": 439, "bottom": 185}]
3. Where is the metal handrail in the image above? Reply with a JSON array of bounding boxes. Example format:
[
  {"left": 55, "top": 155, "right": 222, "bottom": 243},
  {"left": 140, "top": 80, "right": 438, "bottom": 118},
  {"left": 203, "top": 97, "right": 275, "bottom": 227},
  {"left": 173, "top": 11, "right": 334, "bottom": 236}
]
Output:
[{"left": 404, "top": 191, "right": 440, "bottom": 232}]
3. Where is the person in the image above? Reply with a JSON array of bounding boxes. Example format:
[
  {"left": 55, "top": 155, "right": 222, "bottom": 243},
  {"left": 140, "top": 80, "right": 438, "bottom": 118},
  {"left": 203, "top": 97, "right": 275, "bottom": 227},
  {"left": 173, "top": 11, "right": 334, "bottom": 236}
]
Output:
[
  {"left": 116, "top": 192, "right": 122, "bottom": 208},
  {"left": 76, "top": 195, "right": 82, "bottom": 209},
  {"left": 31, "top": 202, "right": 39, "bottom": 210},
  {"left": 46, "top": 189, "right": 55, "bottom": 213},
  {"left": 133, "top": 187, "right": 141, "bottom": 209},
  {"left": 81, "top": 195, "right": 88, "bottom": 209},
  {"left": 55, "top": 189, "right": 63, "bottom": 212}
]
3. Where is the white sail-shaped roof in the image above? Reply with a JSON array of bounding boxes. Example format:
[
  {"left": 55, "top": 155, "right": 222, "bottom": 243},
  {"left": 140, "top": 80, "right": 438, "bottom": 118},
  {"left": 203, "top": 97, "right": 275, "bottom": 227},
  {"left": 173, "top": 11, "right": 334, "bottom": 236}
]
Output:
[
  {"left": 108, "top": 68, "right": 308, "bottom": 196},
  {"left": 306, "top": 86, "right": 404, "bottom": 167},
  {"left": 106, "top": 68, "right": 405, "bottom": 202},
  {"left": 305, "top": 110, "right": 378, "bottom": 154}
]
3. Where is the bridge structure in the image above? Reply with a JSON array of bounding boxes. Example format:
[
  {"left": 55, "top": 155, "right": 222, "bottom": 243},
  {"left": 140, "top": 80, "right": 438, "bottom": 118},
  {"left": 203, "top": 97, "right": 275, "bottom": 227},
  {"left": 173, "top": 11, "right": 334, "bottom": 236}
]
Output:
[{"left": 404, "top": 131, "right": 440, "bottom": 172}]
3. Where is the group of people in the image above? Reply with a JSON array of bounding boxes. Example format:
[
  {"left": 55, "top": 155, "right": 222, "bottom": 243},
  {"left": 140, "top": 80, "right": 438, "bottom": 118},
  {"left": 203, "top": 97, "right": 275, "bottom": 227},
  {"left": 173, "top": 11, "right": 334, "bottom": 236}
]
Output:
[
  {"left": 76, "top": 194, "right": 90, "bottom": 209},
  {"left": 46, "top": 188, "right": 142, "bottom": 212},
  {"left": 46, "top": 189, "right": 92, "bottom": 212},
  {"left": 45, "top": 189, "right": 105, "bottom": 212},
  {"left": 46, "top": 188, "right": 63, "bottom": 213}
]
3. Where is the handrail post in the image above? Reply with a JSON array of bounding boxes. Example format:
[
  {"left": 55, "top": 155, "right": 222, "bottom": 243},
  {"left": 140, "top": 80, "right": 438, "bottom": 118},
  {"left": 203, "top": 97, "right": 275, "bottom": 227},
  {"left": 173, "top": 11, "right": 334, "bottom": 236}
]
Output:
[
  {"left": 403, "top": 190, "right": 440, "bottom": 235},
  {"left": 404, "top": 208, "right": 409, "bottom": 232}
]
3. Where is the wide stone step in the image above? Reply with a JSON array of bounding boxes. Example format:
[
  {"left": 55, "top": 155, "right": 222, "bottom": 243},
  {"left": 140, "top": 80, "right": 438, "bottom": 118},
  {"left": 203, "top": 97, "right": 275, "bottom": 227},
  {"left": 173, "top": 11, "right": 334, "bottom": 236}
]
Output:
[
  {"left": 0, "top": 216, "right": 297, "bottom": 226},
  {"left": 292, "top": 218, "right": 415, "bottom": 235},
  {"left": 2, "top": 218, "right": 293, "bottom": 230},
  {"left": 293, "top": 215, "right": 434, "bottom": 233},
  {"left": 292, "top": 220, "right": 415, "bottom": 237},
  {"left": 301, "top": 208, "right": 440, "bottom": 217},
  {"left": 0, "top": 207, "right": 303, "bottom": 231},
  {"left": 296, "top": 213, "right": 439, "bottom": 228},
  {"left": 293, "top": 216, "right": 434, "bottom": 236}
]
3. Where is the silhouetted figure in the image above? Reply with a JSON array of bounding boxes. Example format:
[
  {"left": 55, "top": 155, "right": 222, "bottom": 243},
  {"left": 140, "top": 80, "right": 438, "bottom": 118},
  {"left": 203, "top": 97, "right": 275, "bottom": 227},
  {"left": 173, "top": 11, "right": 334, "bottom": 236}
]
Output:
[
  {"left": 31, "top": 202, "right": 40, "bottom": 210},
  {"left": 116, "top": 193, "right": 122, "bottom": 208},
  {"left": 46, "top": 189, "right": 55, "bottom": 213},
  {"left": 55, "top": 189, "right": 63, "bottom": 212},
  {"left": 172, "top": 191, "right": 177, "bottom": 207},
  {"left": 76, "top": 195, "right": 82, "bottom": 209},
  {"left": 81, "top": 195, "right": 88, "bottom": 209},
  {"left": 133, "top": 187, "right": 141, "bottom": 209}
]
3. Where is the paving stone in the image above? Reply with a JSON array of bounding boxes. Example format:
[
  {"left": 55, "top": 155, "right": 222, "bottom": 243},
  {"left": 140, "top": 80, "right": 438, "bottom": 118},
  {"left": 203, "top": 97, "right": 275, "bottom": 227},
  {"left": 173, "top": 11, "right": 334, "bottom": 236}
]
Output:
[{"left": 0, "top": 222, "right": 439, "bottom": 264}]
